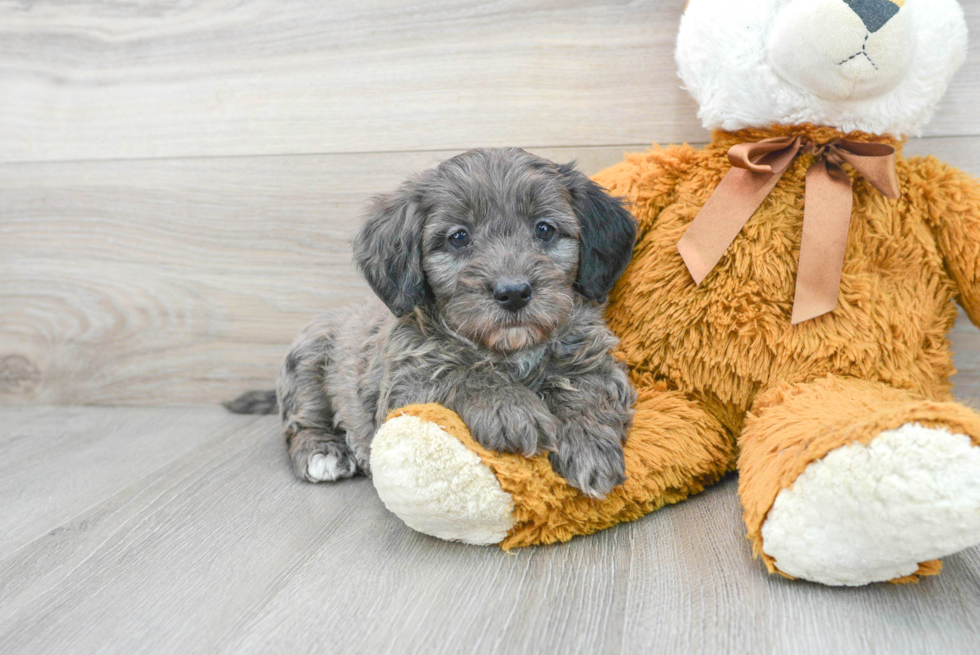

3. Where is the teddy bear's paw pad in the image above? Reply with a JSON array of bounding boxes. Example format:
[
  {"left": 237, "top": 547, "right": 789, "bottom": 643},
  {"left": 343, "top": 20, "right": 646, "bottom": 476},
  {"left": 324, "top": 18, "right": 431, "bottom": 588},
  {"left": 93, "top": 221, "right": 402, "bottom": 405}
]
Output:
[
  {"left": 370, "top": 414, "right": 515, "bottom": 545},
  {"left": 761, "top": 422, "right": 980, "bottom": 586}
]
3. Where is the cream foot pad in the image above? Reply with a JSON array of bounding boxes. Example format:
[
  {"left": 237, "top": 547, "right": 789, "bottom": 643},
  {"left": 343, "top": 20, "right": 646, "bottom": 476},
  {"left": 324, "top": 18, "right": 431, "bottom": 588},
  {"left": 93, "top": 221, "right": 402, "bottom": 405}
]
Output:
[
  {"left": 371, "top": 414, "right": 515, "bottom": 545},
  {"left": 761, "top": 423, "right": 980, "bottom": 585}
]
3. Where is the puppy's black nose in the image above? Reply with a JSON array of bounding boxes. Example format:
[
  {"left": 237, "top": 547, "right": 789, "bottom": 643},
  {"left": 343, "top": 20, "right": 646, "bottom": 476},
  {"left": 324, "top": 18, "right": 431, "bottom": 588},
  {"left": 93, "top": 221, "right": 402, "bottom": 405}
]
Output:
[
  {"left": 844, "top": 0, "right": 900, "bottom": 33},
  {"left": 493, "top": 278, "right": 532, "bottom": 312}
]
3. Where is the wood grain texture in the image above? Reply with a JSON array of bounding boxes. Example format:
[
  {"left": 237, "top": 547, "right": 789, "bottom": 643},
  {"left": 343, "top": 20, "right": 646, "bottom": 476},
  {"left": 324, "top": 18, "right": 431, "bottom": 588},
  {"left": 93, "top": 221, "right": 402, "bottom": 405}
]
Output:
[
  {"left": 2, "top": 138, "right": 979, "bottom": 406},
  {"left": 0, "top": 144, "right": 644, "bottom": 405},
  {"left": 0, "top": 0, "right": 695, "bottom": 163},
  {"left": 1, "top": 407, "right": 979, "bottom": 654},
  {"left": 1, "top": 0, "right": 978, "bottom": 164},
  {"left": 0, "top": 406, "right": 256, "bottom": 555}
]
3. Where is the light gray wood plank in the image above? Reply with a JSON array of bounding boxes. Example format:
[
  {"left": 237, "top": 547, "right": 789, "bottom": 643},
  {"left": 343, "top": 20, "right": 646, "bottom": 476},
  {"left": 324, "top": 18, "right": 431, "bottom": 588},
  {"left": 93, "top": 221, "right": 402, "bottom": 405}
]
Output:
[
  {"left": 618, "top": 480, "right": 980, "bottom": 655},
  {"left": 1, "top": 407, "right": 979, "bottom": 655},
  {"left": 1, "top": 1, "right": 977, "bottom": 164},
  {"left": 0, "top": 406, "right": 255, "bottom": 556},
  {"left": 904, "top": 134, "right": 980, "bottom": 174},
  {"left": 0, "top": 145, "right": 643, "bottom": 406},
  {"left": 0, "top": 0, "right": 697, "bottom": 163},
  {"left": 928, "top": 0, "right": 980, "bottom": 141},
  {"left": 0, "top": 410, "right": 381, "bottom": 653},
  {"left": 221, "top": 506, "right": 636, "bottom": 655}
]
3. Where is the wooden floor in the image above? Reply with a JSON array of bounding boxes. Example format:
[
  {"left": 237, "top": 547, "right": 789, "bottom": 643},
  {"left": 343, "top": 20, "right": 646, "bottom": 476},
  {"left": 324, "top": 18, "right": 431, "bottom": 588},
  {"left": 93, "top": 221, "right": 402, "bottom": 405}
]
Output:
[{"left": 2, "top": 403, "right": 980, "bottom": 655}]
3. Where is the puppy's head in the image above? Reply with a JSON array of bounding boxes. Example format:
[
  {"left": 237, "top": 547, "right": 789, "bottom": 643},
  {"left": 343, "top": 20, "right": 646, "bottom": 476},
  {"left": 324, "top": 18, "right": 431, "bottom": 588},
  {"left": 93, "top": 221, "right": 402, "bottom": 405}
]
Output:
[{"left": 352, "top": 148, "right": 636, "bottom": 353}]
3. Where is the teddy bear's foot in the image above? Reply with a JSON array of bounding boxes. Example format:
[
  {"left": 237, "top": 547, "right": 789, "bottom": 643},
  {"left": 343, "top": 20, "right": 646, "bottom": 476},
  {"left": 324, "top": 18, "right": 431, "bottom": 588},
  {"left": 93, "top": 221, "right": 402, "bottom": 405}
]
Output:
[
  {"left": 373, "top": 394, "right": 737, "bottom": 549},
  {"left": 371, "top": 411, "right": 515, "bottom": 545},
  {"left": 760, "top": 422, "right": 980, "bottom": 586}
]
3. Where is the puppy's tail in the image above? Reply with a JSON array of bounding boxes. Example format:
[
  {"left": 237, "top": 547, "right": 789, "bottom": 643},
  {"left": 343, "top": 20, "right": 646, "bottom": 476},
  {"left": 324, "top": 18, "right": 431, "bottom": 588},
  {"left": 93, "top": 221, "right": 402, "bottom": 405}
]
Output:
[{"left": 223, "top": 389, "right": 278, "bottom": 415}]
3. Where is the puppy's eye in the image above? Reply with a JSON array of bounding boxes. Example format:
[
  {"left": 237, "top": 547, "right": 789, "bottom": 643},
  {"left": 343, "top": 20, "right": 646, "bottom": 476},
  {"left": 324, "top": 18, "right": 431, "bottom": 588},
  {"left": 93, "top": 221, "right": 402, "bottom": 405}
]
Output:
[
  {"left": 535, "top": 222, "right": 556, "bottom": 242},
  {"left": 447, "top": 228, "right": 471, "bottom": 249}
]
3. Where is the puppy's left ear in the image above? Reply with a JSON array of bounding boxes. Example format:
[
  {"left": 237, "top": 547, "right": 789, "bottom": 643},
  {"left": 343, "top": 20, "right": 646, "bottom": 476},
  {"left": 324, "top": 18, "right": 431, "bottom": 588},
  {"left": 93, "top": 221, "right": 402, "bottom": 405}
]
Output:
[
  {"left": 559, "top": 162, "right": 637, "bottom": 303},
  {"left": 352, "top": 181, "right": 430, "bottom": 317}
]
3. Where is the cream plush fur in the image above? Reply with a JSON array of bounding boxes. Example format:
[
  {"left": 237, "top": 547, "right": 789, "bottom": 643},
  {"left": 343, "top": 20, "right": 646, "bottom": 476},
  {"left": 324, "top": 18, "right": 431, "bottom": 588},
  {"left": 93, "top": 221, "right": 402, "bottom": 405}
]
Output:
[{"left": 677, "top": 0, "right": 968, "bottom": 135}]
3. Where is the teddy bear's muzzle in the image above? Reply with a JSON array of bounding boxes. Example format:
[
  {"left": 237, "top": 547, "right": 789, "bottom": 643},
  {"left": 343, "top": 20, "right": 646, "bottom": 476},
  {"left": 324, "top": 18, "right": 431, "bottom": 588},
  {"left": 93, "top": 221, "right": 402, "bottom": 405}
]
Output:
[{"left": 767, "top": 0, "right": 914, "bottom": 101}]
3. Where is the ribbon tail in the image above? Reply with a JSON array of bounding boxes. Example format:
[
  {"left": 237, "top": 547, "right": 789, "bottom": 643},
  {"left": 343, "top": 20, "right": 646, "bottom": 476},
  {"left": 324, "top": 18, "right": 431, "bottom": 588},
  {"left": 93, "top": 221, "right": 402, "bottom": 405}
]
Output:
[
  {"left": 678, "top": 166, "right": 785, "bottom": 285},
  {"left": 791, "top": 159, "right": 854, "bottom": 325}
]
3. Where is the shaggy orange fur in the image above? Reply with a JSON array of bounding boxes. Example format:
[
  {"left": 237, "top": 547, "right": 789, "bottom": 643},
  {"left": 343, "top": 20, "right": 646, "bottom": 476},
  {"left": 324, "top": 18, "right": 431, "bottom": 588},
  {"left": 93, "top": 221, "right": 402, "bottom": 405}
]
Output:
[{"left": 390, "top": 124, "right": 980, "bottom": 581}]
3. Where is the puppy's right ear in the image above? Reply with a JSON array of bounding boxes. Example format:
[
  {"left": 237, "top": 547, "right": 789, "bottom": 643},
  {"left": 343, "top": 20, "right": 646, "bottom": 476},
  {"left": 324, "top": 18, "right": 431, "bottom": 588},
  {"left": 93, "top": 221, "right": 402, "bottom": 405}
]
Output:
[
  {"left": 352, "top": 182, "right": 429, "bottom": 317},
  {"left": 559, "top": 163, "right": 637, "bottom": 304}
]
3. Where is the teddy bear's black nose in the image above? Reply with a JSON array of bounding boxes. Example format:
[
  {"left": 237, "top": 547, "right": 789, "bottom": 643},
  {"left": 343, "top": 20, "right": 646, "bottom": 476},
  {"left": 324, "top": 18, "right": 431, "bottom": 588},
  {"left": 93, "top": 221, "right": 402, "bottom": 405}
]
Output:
[
  {"left": 844, "top": 0, "right": 900, "bottom": 34},
  {"left": 493, "top": 278, "right": 533, "bottom": 312}
]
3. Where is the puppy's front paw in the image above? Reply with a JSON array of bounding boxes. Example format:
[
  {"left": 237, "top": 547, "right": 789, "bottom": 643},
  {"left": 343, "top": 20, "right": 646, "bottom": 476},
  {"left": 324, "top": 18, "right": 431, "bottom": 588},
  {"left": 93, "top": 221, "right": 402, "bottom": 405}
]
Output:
[
  {"left": 296, "top": 444, "right": 358, "bottom": 483},
  {"left": 549, "top": 435, "right": 626, "bottom": 499},
  {"left": 458, "top": 392, "right": 558, "bottom": 456},
  {"left": 307, "top": 451, "right": 357, "bottom": 482}
]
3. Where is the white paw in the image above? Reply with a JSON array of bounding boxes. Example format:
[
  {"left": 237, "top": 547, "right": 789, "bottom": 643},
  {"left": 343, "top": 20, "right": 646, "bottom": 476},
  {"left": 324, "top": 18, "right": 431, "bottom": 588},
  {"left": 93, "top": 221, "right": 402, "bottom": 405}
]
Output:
[
  {"left": 306, "top": 452, "right": 356, "bottom": 482},
  {"left": 370, "top": 414, "right": 515, "bottom": 545},
  {"left": 761, "top": 423, "right": 980, "bottom": 586}
]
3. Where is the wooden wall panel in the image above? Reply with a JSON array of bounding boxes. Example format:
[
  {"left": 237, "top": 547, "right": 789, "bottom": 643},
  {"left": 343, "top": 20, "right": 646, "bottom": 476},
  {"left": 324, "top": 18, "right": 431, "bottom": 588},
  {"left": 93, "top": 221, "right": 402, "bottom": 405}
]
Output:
[
  {"left": 0, "top": 1, "right": 695, "bottom": 163},
  {"left": 1, "top": 0, "right": 978, "bottom": 164},
  {"left": 0, "top": 145, "right": 640, "bottom": 405}
]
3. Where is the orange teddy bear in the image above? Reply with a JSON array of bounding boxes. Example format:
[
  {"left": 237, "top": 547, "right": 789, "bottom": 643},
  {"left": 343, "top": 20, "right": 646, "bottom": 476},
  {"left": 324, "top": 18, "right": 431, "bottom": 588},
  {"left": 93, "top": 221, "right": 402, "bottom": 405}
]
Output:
[{"left": 370, "top": 0, "right": 980, "bottom": 586}]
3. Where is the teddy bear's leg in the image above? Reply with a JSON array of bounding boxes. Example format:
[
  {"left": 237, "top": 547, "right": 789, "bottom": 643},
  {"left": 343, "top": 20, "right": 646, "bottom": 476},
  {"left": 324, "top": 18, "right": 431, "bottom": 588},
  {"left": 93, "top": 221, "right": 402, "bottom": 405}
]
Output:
[
  {"left": 371, "top": 386, "right": 737, "bottom": 548},
  {"left": 739, "top": 375, "right": 980, "bottom": 586}
]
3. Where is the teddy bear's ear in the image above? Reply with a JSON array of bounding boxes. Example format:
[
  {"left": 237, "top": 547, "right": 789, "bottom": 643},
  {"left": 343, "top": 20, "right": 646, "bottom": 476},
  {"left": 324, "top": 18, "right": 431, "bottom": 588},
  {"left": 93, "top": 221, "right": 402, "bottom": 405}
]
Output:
[{"left": 558, "top": 162, "right": 637, "bottom": 303}]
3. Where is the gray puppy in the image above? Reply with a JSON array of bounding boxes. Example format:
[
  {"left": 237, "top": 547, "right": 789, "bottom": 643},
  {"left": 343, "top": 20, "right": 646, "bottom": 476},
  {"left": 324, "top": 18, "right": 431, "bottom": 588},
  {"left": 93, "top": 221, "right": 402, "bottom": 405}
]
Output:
[{"left": 228, "top": 148, "right": 637, "bottom": 498}]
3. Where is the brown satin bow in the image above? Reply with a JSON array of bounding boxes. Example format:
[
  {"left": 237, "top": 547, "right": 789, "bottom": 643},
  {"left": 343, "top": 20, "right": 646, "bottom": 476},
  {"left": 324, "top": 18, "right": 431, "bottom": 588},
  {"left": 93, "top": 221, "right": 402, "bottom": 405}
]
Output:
[{"left": 676, "top": 136, "right": 901, "bottom": 324}]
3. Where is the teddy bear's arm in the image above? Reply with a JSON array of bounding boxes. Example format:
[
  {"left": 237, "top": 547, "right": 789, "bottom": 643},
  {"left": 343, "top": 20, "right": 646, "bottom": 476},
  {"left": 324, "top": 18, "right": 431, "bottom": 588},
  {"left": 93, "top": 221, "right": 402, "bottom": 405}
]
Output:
[
  {"left": 909, "top": 156, "right": 980, "bottom": 327},
  {"left": 592, "top": 144, "right": 702, "bottom": 238}
]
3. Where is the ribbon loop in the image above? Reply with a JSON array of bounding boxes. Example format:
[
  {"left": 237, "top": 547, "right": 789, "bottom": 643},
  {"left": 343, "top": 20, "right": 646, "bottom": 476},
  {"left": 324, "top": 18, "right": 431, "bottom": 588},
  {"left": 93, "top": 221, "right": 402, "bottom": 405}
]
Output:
[
  {"left": 826, "top": 140, "right": 900, "bottom": 199},
  {"left": 728, "top": 136, "right": 802, "bottom": 174},
  {"left": 677, "top": 135, "right": 901, "bottom": 324}
]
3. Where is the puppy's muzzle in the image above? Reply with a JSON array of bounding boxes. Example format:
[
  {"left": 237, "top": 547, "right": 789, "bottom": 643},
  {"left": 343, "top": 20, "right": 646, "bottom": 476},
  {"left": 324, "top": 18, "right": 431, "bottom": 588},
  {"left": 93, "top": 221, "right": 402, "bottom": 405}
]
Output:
[{"left": 493, "top": 278, "right": 533, "bottom": 312}]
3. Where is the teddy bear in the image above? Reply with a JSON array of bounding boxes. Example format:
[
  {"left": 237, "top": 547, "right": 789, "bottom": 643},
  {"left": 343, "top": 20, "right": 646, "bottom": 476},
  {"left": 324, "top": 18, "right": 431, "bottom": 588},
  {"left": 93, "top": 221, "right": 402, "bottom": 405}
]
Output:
[{"left": 367, "top": 0, "right": 980, "bottom": 586}]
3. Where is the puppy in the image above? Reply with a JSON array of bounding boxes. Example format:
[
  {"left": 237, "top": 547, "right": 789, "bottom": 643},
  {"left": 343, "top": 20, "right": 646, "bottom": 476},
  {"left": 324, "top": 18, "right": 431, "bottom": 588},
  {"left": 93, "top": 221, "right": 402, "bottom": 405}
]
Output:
[{"left": 232, "top": 148, "right": 637, "bottom": 498}]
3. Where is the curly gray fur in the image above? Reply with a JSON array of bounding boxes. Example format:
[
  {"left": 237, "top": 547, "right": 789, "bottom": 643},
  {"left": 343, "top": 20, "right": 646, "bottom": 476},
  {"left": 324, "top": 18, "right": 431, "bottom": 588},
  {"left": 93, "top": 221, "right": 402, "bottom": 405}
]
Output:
[{"left": 258, "top": 148, "right": 637, "bottom": 498}]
